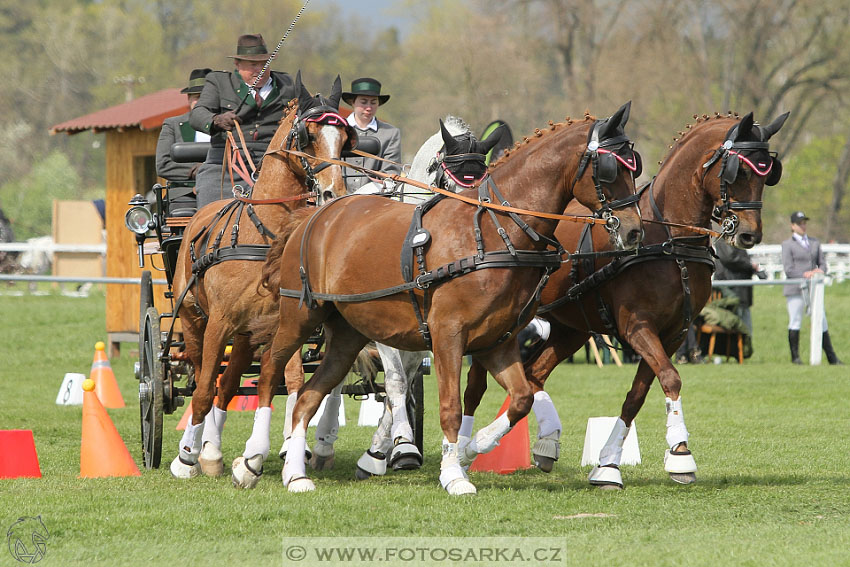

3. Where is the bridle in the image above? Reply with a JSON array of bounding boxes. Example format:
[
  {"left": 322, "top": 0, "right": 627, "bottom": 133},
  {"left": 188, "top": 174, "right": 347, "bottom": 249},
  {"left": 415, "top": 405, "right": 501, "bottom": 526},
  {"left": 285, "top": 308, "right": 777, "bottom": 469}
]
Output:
[
  {"left": 283, "top": 104, "right": 351, "bottom": 205},
  {"left": 427, "top": 133, "right": 489, "bottom": 190},
  {"left": 701, "top": 130, "right": 779, "bottom": 238},
  {"left": 573, "top": 120, "right": 643, "bottom": 236}
]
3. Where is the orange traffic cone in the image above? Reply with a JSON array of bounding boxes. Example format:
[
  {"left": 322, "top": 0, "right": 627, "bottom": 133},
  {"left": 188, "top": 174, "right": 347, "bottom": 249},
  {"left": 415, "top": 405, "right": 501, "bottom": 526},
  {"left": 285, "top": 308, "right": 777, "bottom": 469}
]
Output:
[
  {"left": 469, "top": 396, "right": 532, "bottom": 474},
  {"left": 79, "top": 379, "right": 141, "bottom": 478},
  {"left": 90, "top": 341, "right": 125, "bottom": 408},
  {"left": 0, "top": 430, "right": 42, "bottom": 478}
]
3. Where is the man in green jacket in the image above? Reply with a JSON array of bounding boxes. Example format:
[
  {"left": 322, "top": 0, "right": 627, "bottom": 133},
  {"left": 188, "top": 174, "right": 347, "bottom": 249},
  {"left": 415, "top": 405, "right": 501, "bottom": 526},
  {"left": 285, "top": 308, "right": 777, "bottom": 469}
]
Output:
[
  {"left": 190, "top": 34, "right": 297, "bottom": 208},
  {"left": 156, "top": 68, "right": 211, "bottom": 182}
]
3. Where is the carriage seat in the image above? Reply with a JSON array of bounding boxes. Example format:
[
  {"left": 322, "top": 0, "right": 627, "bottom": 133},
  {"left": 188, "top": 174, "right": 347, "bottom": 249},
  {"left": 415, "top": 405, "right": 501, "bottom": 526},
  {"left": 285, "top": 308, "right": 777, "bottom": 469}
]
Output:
[{"left": 166, "top": 182, "right": 197, "bottom": 218}]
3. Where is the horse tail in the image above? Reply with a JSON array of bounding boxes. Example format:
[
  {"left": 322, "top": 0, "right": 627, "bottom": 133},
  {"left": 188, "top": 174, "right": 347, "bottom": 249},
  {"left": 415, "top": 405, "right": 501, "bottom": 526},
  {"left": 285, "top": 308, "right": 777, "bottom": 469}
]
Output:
[
  {"left": 258, "top": 207, "right": 314, "bottom": 299},
  {"left": 353, "top": 344, "right": 379, "bottom": 381}
]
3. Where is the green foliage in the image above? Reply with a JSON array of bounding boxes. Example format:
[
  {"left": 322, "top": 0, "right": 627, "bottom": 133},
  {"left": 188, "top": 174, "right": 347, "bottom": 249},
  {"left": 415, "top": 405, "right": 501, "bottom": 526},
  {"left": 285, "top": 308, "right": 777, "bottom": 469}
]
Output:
[
  {"left": 763, "top": 135, "right": 844, "bottom": 243},
  {"left": 0, "top": 151, "right": 88, "bottom": 240}
]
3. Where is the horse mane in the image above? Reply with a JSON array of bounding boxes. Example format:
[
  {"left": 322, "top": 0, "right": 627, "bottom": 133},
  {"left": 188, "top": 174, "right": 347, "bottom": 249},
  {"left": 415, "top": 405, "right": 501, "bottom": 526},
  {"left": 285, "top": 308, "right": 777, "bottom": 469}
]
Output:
[
  {"left": 657, "top": 111, "right": 741, "bottom": 167},
  {"left": 488, "top": 112, "right": 597, "bottom": 169},
  {"left": 258, "top": 206, "right": 314, "bottom": 298}
]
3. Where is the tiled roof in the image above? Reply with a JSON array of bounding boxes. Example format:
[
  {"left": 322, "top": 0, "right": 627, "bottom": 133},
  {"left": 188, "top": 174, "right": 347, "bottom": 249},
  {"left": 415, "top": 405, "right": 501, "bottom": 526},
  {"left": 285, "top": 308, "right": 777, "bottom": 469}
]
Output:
[{"left": 50, "top": 89, "right": 188, "bottom": 135}]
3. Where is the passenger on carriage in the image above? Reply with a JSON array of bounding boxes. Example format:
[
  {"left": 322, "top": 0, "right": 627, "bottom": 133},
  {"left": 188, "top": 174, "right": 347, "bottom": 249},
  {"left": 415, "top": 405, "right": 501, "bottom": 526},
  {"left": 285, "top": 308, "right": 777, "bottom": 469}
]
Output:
[
  {"left": 155, "top": 68, "right": 212, "bottom": 181},
  {"left": 155, "top": 68, "right": 212, "bottom": 216},
  {"left": 340, "top": 78, "right": 402, "bottom": 194},
  {"left": 189, "top": 34, "right": 298, "bottom": 208}
]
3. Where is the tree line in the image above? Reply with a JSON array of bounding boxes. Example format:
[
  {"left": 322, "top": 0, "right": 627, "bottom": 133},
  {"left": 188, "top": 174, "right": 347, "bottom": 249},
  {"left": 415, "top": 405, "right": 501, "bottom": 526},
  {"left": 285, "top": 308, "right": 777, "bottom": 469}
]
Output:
[{"left": 1, "top": 0, "right": 848, "bottom": 242}]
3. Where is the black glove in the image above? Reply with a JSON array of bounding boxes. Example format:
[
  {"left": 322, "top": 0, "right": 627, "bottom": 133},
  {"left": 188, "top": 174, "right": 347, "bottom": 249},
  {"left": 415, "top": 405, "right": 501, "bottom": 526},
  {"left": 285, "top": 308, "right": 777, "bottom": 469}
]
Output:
[{"left": 212, "top": 111, "right": 239, "bottom": 132}]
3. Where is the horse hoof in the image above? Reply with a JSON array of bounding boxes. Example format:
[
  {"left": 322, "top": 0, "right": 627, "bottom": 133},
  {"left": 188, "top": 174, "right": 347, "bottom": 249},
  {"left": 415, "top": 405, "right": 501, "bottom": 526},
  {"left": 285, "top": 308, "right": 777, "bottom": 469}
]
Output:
[
  {"left": 444, "top": 478, "right": 477, "bottom": 496},
  {"left": 390, "top": 442, "right": 423, "bottom": 471},
  {"left": 669, "top": 472, "right": 697, "bottom": 485},
  {"left": 532, "top": 435, "right": 560, "bottom": 473},
  {"left": 199, "top": 443, "right": 224, "bottom": 477},
  {"left": 664, "top": 449, "right": 697, "bottom": 475},
  {"left": 309, "top": 453, "right": 335, "bottom": 471},
  {"left": 231, "top": 456, "right": 263, "bottom": 489},
  {"left": 170, "top": 456, "right": 200, "bottom": 479},
  {"left": 588, "top": 465, "right": 624, "bottom": 489},
  {"left": 533, "top": 455, "right": 556, "bottom": 473},
  {"left": 287, "top": 476, "right": 316, "bottom": 493},
  {"left": 355, "top": 450, "right": 387, "bottom": 479}
]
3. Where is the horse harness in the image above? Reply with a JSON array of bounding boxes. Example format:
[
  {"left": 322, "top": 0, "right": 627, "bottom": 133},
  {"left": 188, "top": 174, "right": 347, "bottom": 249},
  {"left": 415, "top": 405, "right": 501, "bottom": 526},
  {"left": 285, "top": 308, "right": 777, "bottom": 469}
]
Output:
[
  {"left": 172, "top": 104, "right": 344, "bottom": 323},
  {"left": 279, "top": 175, "right": 565, "bottom": 353},
  {"left": 538, "top": 179, "right": 715, "bottom": 347}
]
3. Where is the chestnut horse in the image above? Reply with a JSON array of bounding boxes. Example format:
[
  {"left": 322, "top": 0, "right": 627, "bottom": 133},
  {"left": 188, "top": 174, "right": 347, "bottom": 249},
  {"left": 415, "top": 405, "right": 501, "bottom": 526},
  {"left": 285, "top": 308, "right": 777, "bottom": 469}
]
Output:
[
  {"left": 237, "top": 103, "right": 644, "bottom": 495},
  {"left": 461, "top": 111, "right": 789, "bottom": 489},
  {"left": 168, "top": 75, "right": 354, "bottom": 479}
]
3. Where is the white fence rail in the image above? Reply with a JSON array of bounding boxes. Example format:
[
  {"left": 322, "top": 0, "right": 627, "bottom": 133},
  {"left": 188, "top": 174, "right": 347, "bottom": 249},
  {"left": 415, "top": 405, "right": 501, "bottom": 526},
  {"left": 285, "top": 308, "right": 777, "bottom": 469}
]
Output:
[{"left": 747, "top": 243, "right": 850, "bottom": 283}]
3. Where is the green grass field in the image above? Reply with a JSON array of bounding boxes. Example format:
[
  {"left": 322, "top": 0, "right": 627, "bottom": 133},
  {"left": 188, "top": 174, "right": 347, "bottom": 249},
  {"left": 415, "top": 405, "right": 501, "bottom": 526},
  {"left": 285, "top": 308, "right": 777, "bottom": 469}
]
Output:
[{"left": 1, "top": 282, "right": 848, "bottom": 566}]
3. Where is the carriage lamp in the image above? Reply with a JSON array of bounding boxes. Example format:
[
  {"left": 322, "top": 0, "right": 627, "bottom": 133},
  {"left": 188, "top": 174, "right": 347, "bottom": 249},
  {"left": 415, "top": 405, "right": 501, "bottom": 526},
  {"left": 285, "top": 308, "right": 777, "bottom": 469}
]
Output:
[{"left": 125, "top": 194, "right": 153, "bottom": 267}]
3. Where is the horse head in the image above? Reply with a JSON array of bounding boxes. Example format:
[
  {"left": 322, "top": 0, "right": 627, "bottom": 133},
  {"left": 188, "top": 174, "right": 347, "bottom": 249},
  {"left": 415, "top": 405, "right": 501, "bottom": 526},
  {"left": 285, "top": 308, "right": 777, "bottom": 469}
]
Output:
[
  {"left": 571, "top": 101, "right": 644, "bottom": 250},
  {"left": 286, "top": 71, "right": 353, "bottom": 204},
  {"left": 701, "top": 111, "right": 790, "bottom": 248},
  {"left": 428, "top": 119, "right": 502, "bottom": 192}
]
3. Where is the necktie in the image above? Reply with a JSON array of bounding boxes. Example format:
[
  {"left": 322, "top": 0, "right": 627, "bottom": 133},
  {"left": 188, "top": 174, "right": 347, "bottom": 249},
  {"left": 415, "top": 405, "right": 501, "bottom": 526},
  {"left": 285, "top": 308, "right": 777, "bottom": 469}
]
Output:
[{"left": 254, "top": 90, "right": 262, "bottom": 108}]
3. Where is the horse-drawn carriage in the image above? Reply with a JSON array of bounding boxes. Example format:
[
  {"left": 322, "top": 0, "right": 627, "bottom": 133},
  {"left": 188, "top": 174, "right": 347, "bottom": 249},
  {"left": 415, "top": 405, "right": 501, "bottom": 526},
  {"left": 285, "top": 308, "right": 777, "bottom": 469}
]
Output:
[{"left": 124, "top": 136, "right": 427, "bottom": 471}]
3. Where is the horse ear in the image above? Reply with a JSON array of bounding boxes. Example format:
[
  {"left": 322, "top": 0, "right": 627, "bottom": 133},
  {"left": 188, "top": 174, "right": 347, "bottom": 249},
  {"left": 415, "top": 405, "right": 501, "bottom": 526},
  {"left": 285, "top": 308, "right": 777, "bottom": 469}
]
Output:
[
  {"left": 760, "top": 111, "right": 790, "bottom": 140},
  {"left": 440, "top": 119, "right": 460, "bottom": 154},
  {"left": 477, "top": 126, "right": 503, "bottom": 155},
  {"left": 328, "top": 75, "right": 342, "bottom": 108},
  {"left": 295, "top": 70, "right": 312, "bottom": 106},
  {"left": 600, "top": 101, "right": 631, "bottom": 139},
  {"left": 735, "top": 112, "right": 755, "bottom": 141}
]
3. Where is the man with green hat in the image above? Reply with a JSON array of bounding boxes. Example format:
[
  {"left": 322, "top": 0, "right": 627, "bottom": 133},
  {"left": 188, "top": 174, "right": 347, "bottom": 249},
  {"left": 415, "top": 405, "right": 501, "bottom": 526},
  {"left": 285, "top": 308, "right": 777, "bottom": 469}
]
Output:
[
  {"left": 190, "top": 33, "right": 297, "bottom": 208},
  {"left": 156, "top": 68, "right": 212, "bottom": 182},
  {"left": 341, "top": 77, "right": 402, "bottom": 194}
]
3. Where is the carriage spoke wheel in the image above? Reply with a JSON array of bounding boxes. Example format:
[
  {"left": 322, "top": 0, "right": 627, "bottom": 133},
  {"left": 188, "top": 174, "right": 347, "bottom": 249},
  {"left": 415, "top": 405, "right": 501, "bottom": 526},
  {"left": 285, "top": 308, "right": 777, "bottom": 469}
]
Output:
[
  {"left": 138, "top": 270, "right": 154, "bottom": 361},
  {"left": 139, "top": 306, "right": 163, "bottom": 469}
]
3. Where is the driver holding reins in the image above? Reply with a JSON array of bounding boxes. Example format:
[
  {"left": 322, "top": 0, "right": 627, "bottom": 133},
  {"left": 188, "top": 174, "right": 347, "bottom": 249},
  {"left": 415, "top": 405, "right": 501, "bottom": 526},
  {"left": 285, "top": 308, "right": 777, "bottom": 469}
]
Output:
[{"left": 190, "top": 34, "right": 298, "bottom": 209}]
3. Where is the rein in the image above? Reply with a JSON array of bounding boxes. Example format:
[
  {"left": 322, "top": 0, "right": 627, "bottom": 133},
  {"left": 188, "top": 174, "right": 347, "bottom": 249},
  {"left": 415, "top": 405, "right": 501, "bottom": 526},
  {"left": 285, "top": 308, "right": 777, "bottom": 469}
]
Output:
[{"left": 280, "top": 149, "right": 611, "bottom": 227}]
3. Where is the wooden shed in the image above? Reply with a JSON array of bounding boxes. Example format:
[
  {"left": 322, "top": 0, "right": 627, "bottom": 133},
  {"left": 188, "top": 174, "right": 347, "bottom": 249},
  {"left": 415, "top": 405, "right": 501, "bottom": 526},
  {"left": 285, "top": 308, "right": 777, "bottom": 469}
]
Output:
[{"left": 50, "top": 89, "right": 189, "bottom": 357}]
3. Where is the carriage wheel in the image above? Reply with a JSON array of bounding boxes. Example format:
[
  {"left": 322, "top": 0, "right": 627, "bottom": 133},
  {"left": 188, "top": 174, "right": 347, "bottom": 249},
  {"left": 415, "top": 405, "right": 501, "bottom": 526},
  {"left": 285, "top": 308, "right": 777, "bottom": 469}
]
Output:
[
  {"left": 406, "top": 362, "right": 425, "bottom": 456},
  {"left": 139, "top": 306, "right": 163, "bottom": 469},
  {"left": 138, "top": 270, "right": 154, "bottom": 362}
]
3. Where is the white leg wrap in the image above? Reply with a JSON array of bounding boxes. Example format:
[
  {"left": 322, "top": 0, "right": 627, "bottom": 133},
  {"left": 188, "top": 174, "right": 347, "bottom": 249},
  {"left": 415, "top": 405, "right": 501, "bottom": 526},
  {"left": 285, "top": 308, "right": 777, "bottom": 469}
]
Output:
[
  {"left": 201, "top": 406, "right": 227, "bottom": 448},
  {"left": 283, "top": 427, "right": 314, "bottom": 491},
  {"left": 378, "top": 343, "right": 414, "bottom": 443},
  {"left": 460, "top": 413, "right": 512, "bottom": 467},
  {"left": 598, "top": 417, "right": 628, "bottom": 467},
  {"left": 314, "top": 383, "right": 343, "bottom": 446},
  {"left": 439, "top": 442, "right": 476, "bottom": 495},
  {"left": 530, "top": 317, "right": 551, "bottom": 341},
  {"left": 369, "top": 407, "right": 394, "bottom": 454},
  {"left": 665, "top": 397, "right": 689, "bottom": 449},
  {"left": 532, "top": 391, "right": 561, "bottom": 439},
  {"left": 243, "top": 406, "right": 272, "bottom": 459},
  {"left": 280, "top": 394, "right": 313, "bottom": 459},
  {"left": 178, "top": 417, "right": 205, "bottom": 463},
  {"left": 458, "top": 415, "right": 475, "bottom": 438}
]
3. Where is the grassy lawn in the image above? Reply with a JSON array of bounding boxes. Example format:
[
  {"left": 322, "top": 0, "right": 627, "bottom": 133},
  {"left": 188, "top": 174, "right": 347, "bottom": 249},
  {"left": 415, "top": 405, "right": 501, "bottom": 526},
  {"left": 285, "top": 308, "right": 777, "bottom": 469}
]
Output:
[{"left": 0, "top": 281, "right": 848, "bottom": 566}]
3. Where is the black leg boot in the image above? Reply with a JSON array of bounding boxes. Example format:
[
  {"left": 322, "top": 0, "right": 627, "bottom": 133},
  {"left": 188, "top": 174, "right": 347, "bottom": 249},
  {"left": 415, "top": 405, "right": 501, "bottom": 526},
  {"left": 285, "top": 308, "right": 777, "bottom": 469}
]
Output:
[
  {"left": 822, "top": 331, "right": 844, "bottom": 365},
  {"left": 789, "top": 330, "right": 803, "bottom": 365}
]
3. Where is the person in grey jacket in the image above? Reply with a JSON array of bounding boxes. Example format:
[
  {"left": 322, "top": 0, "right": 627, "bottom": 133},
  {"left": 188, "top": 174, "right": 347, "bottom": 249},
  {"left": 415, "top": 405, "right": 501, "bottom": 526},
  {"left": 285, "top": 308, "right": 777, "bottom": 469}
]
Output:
[
  {"left": 781, "top": 211, "right": 842, "bottom": 365},
  {"left": 190, "top": 34, "right": 297, "bottom": 208},
  {"left": 156, "top": 68, "right": 212, "bottom": 182},
  {"left": 341, "top": 78, "right": 401, "bottom": 194}
]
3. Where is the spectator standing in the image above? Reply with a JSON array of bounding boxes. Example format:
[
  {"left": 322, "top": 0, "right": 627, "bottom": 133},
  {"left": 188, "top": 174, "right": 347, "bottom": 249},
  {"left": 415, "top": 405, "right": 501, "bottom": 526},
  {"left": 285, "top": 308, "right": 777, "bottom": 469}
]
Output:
[{"left": 781, "top": 211, "right": 843, "bottom": 365}]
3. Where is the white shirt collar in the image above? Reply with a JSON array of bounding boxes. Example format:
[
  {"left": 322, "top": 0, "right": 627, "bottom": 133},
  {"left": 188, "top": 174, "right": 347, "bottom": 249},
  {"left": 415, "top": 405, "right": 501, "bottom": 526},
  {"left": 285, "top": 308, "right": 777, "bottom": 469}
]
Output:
[
  {"left": 347, "top": 113, "right": 378, "bottom": 132},
  {"left": 793, "top": 233, "right": 809, "bottom": 245}
]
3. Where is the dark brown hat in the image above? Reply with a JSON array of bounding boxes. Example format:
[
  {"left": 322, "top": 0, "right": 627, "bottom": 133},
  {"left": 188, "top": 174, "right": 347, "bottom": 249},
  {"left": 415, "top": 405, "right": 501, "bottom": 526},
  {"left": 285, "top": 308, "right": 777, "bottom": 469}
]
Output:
[
  {"left": 228, "top": 33, "right": 270, "bottom": 62},
  {"left": 342, "top": 78, "right": 390, "bottom": 106},
  {"left": 180, "top": 68, "right": 212, "bottom": 94}
]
